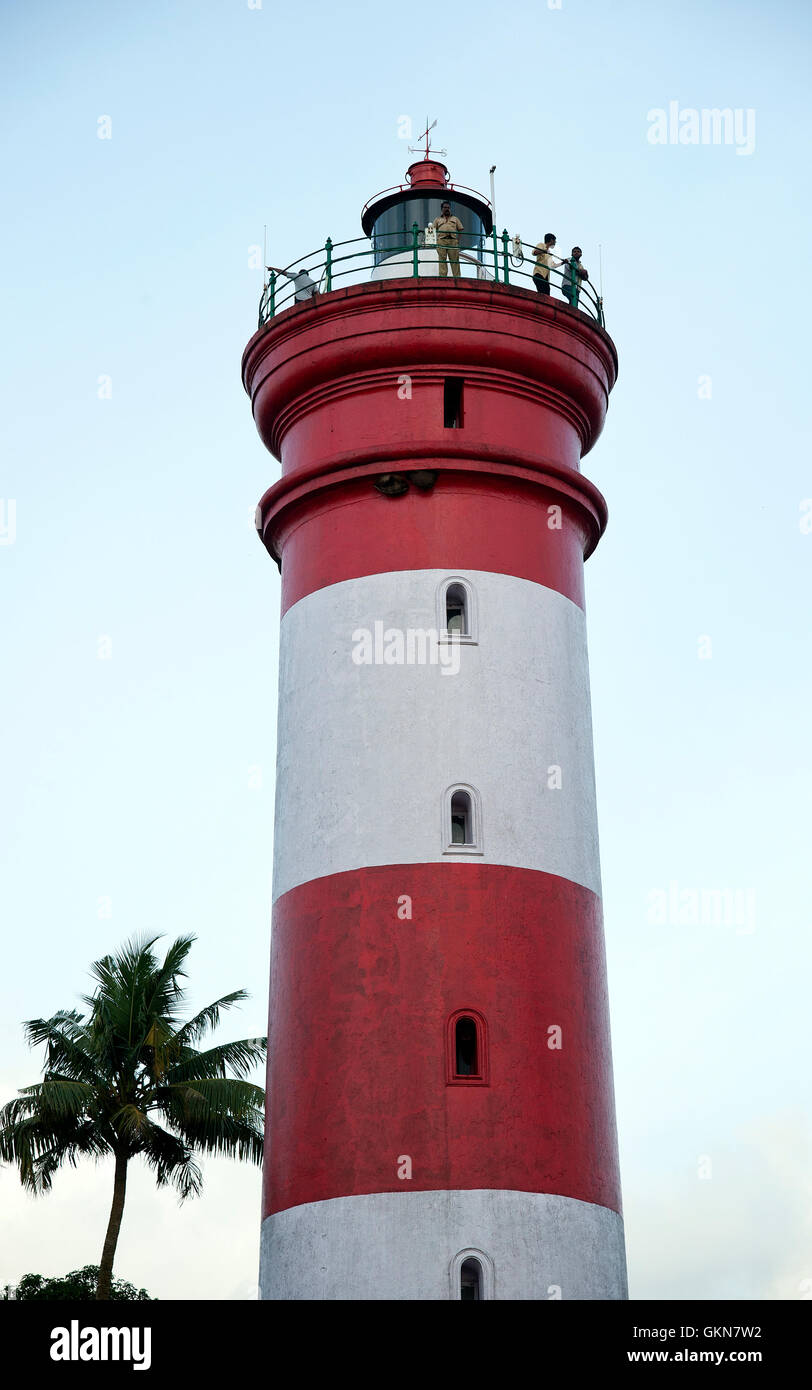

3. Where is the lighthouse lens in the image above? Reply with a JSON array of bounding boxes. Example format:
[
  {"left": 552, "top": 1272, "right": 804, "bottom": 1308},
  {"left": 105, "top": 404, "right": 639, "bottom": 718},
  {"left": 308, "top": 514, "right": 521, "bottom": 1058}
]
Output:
[{"left": 370, "top": 197, "right": 486, "bottom": 266}]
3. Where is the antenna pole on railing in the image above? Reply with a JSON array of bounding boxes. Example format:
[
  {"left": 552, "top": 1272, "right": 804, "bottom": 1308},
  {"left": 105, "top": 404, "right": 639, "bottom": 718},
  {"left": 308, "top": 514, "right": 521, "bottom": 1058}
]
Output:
[
  {"left": 325, "top": 238, "right": 332, "bottom": 291},
  {"left": 492, "top": 228, "right": 500, "bottom": 283},
  {"left": 412, "top": 223, "right": 419, "bottom": 277},
  {"left": 269, "top": 270, "right": 276, "bottom": 319},
  {"left": 501, "top": 229, "right": 510, "bottom": 285}
]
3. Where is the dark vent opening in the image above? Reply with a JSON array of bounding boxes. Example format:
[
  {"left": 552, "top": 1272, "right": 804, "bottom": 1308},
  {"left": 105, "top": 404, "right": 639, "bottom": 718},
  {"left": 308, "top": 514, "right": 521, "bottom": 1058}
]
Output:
[{"left": 444, "top": 377, "right": 464, "bottom": 429}]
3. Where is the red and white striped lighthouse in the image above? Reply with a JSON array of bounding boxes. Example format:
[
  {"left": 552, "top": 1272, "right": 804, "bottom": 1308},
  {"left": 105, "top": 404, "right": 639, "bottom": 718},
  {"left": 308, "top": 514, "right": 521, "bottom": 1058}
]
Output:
[{"left": 242, "top": 151, "right": 627, "bottom": 1300}]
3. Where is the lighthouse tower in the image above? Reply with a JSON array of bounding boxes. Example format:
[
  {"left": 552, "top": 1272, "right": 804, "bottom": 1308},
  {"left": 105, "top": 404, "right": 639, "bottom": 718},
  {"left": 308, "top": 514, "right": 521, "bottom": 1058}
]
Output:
[{"left": 242, "top": 150, "right": 627, "bottom": 1301}]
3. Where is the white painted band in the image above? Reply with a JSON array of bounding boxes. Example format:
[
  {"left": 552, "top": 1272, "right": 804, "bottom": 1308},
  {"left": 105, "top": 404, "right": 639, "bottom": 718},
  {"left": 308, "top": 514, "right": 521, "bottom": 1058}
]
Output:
[
  {"left": 272, "top": 570, "right": 602, "bottom": 902},
  {"left": 259, "top": 1189, "right": 627, "bottom": 1300}
]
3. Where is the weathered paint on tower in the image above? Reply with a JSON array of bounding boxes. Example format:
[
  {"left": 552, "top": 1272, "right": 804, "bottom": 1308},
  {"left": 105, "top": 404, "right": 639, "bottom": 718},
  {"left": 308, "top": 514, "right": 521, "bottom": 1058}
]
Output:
[{"left": 242, "top": 155, "right": 627, "bottom": 1300}]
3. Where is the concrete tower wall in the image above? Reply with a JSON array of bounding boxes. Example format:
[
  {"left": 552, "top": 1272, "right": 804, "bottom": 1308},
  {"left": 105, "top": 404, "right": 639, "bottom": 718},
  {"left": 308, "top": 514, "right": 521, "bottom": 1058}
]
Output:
[{"left": 243, "top": 263, "right": 626, "bottom": 1300}]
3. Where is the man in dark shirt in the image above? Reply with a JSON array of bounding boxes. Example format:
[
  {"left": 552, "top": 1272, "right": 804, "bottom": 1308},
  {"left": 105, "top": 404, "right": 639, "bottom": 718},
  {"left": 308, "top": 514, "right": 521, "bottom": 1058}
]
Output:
[{"left": 560, "top": 247, "right": 588, "bottom": 308}]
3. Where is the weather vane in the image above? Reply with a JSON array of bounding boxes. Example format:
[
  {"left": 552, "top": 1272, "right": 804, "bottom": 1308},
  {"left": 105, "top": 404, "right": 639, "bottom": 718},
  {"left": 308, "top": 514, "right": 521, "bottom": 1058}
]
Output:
[{"left": 409, "top": 117, "right": 447, "bottom": 161}]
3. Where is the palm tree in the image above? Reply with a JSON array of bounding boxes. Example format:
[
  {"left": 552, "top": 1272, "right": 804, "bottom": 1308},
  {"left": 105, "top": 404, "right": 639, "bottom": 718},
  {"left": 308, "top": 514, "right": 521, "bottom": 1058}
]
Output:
[{"left": 0, "top": 935, "right": 266, "bottom": 1299}]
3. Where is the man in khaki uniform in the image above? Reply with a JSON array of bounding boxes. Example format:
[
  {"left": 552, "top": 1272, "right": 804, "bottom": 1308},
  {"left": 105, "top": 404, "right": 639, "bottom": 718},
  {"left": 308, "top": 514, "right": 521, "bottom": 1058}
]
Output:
[{"left": 433, "top": 201, "right": 464, "bottom": 279}]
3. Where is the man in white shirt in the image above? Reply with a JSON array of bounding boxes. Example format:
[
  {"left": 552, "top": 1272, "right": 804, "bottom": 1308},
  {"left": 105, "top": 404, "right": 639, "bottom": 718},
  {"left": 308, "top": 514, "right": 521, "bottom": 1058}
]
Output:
[
  {"left": 267, "top": 265, "right": 319, "bottom": 303},
  {"left": 532, "top": 233, "right": 562, "bottom": 296}
]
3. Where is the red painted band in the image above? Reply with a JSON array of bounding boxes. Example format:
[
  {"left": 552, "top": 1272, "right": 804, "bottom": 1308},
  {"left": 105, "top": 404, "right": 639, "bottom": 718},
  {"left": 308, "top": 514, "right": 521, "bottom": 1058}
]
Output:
[
  {"left": 264, "top": 464, "right": 605, "bottom": 615},
  {"left": 242, "top": 279, "right": 618, "bottom": 470},
  {"left": 263, "top": 863, "right": 622, "bottom": 1219}
]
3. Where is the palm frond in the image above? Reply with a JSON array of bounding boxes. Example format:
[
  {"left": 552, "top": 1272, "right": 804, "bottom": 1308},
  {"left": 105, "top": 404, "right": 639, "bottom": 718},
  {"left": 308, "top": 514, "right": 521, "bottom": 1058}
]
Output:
[
  {"left": 168, "top": 1110, "right": 264, "bottom": 1166},
  {"left": 25, "top": 1009, "right": 86, "bottom": 1043},
  {"left": 138, "top": 1118, "right": 203, "bottom": 1199},
  {"left": 173, "top": 991, "right": 251, "bottom": 1048},
  {"left": 140, "top": 936, "right": 195, "bottom": 1032},
  {"left": 23, "top": 1016, "right": 99, "bottom": 1085},
  {"left": 0, "top": 1112, "right": 111, "bottom": 1192},
  {"left": 27, "top": 1077, "right": 97, "bottom": 1118},
  {"left": 1, "top": 1078, "right": 95, "bottom": 1130},
  {"left": 165, "top": 1037, "right": 267, "bottom": 1084},
  {"left": 158, "top": 1078, "right": 265, "bottom": 1122}
]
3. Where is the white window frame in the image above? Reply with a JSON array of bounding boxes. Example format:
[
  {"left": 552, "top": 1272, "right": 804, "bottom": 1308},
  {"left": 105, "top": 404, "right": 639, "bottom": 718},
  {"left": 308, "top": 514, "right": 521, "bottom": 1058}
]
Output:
[
  {"left": 436, "top": 576, "right": 478, "bottom": 646},
  {"left": 449, "top": 1248, "right": 496, "bottom": 1301}
]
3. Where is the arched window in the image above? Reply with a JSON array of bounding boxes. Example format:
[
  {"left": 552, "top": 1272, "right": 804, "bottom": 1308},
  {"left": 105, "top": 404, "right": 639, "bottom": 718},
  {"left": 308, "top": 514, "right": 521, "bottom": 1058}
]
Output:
[
  {"left": 460, "top": 1258, "right": 482, "bottom": 1300},
  {"left": 436, "top": 577, "right": 477, "bottom": 645},
  {"left": 449, "top": 1248, "right": 495, "bottom": 1300},
  {"left": 446, "top": 1008, "right": 489, "bottom": 1085},
  {"left": 443, "top": 784, "right": 483, "bottom": 854}
]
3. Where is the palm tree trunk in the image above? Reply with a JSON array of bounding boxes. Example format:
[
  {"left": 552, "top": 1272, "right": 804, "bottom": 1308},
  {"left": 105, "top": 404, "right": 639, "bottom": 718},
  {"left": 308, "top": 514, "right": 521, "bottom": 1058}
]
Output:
[{"left": 96, "top": 1148, "right": 128, "bottom": 1299}]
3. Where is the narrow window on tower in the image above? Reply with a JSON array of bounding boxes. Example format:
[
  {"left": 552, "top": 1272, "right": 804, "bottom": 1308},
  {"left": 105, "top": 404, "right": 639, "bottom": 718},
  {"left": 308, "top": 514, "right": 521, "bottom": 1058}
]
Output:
[
  {"left": 460, "top": 1258, "right": 483, "bottom": 1301},
  {"left": 451, "top": 790, "right": 471, "bottom": 845},
  {"left": 450, "top": 1249, "right": 494, "bottom": 1298},
  {"left": 443, "top": 377, "right": 464, "bottom": 428},
  {"left": 437, "top": 577, "right": 477, "bottom": 644},
  {"left": 445, "top": 582, "right": 468, "bottom": 636},
  {"left": 455, "top": 1016, "right": 478, "bottom": 1075},
  {"left": 446, "top": 1009, "right": 489, "bottom": 1085},
  {"left": 443, "top": 784, "right": 483, "bottom": 855}
]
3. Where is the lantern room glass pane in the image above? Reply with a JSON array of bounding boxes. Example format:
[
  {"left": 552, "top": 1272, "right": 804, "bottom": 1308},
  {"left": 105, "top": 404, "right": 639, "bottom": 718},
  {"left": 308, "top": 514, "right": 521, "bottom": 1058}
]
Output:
[{"left": 370, "top": 198, "right": 486, "bottom": 265}]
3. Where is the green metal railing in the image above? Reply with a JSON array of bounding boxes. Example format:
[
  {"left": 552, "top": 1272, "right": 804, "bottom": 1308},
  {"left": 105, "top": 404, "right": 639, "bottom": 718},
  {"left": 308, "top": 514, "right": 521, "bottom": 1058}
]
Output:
[{"left": 259, "top": 227, "right": 605, "bottom": 328}]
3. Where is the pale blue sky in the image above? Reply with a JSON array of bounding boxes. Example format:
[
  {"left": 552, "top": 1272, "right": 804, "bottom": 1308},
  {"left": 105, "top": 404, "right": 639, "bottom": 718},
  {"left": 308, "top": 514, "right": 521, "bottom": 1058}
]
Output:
[{"left": 1, "top": 0, "right": 810, "bottom": 1300}]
